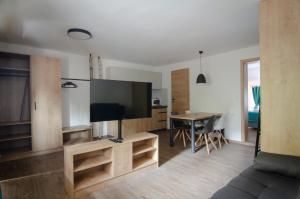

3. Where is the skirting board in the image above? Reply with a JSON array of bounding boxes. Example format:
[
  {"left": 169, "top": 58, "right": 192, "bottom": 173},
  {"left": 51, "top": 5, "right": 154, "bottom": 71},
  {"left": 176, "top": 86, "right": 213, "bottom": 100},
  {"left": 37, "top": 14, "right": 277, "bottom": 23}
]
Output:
[{"left": 228, "top": 139, "right": 255, "bottom": 147}]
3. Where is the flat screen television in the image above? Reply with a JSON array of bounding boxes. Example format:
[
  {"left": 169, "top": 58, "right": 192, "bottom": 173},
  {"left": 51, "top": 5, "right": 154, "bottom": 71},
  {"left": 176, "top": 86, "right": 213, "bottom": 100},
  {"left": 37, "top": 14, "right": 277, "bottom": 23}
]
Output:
[{"left": 90, "top": 79, "right": 152, "bottom": 123}]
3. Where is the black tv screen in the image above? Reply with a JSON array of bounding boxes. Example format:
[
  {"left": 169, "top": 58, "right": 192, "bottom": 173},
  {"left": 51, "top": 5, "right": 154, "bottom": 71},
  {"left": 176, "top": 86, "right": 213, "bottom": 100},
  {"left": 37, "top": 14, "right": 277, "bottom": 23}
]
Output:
[{"left": 90, "top": 79, "right": 152, "bottom": 122}]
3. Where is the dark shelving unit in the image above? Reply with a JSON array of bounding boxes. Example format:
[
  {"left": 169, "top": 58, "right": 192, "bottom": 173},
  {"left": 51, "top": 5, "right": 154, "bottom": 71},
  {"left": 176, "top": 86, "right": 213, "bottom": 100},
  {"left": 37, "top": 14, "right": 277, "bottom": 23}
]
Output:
[{"left": 0, "top": 52, "right": 32, "bottom": 157}]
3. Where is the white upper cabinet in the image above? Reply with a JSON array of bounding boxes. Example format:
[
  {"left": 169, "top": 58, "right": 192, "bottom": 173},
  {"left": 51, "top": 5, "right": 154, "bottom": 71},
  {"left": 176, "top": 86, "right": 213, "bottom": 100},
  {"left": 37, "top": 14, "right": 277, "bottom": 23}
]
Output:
[{"left": 106, "top": 67, "right": 162, "bottom": 89}]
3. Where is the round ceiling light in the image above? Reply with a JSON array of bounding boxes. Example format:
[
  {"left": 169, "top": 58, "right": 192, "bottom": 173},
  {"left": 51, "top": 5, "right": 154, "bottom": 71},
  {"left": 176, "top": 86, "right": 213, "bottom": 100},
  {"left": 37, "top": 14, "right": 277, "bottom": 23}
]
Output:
[{"left": 67, "top": 28, "right": 92, "bottom": 40}]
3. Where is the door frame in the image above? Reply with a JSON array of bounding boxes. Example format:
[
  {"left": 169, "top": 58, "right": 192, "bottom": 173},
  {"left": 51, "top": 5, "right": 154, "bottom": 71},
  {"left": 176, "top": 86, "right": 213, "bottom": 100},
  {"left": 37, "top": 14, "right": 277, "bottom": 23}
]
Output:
[{"left": 240, "top": 57, "right": 260, "bottom": 143}]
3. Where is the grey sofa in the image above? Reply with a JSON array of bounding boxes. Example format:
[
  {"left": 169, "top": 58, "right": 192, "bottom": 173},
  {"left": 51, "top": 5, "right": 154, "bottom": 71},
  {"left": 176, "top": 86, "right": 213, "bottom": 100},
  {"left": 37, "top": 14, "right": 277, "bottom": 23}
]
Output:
[{"left": 211, "top": 152, "right": 300, "bottom": 199}]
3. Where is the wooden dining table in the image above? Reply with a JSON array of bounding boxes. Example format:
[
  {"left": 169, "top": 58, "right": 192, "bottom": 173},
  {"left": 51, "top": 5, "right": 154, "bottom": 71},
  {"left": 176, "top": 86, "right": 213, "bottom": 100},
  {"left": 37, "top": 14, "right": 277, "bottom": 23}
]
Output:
[{"left": 169, "top": 112, "right": 222, "bottom": 153}]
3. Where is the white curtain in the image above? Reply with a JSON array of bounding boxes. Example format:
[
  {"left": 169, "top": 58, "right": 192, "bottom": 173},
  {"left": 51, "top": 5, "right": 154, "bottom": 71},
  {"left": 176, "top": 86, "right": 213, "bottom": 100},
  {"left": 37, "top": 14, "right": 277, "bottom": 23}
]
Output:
[{"left": 89, "top": 54, "right": 104, "bottom": 137}]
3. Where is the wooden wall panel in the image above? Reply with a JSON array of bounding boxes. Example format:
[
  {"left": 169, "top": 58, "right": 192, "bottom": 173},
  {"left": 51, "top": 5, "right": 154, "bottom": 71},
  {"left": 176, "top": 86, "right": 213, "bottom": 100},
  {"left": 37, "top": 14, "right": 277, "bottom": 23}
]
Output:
[
  {"left": 260, "top": 0, "right": 300, "bottom": 156},
  {"left": 30, "top": 56, "right": 62, "bottom": 151}
]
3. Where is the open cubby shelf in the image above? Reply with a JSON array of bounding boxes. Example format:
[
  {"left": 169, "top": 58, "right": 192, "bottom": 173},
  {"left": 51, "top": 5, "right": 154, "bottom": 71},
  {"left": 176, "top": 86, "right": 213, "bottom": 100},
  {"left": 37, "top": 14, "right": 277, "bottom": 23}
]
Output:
[
  {"left": 74, "top": 163, "right": 112, "bottom": 191},
  {"left": 0, "top": 146, "right": 32, "bottom": 157},
  {"left": 73, "top": 147, "right": 112, "bottom": 172},
  {"left": 132, "top": 137, "right": 158, "bottom": 171},
  {"left": 64, "top": 137, "right": 90, "bottom": 146},
  {"left": 0, "top": 133, "right": 31, "bottom": 142},
  {"left": 74, "top": 155, "right": 112, "bottom": 172},
  {"left": 72, "top": 146, "right": 113, "bottom": 191},
  {"left": 133, "top": 156, "right": 157, "bottom": 170},
  {"left": 133, "top": 145, "right": 156, "bottom": 156}
]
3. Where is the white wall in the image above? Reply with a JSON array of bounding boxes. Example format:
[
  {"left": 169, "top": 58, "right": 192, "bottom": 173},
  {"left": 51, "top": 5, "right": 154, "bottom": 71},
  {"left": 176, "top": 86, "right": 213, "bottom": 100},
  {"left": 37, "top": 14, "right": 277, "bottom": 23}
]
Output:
[
  {"left": 0, "top": 42, "right": 155, "bottom": 128},
  {"left": 155, "top": 46, "right": 259, "bottom": 141}
]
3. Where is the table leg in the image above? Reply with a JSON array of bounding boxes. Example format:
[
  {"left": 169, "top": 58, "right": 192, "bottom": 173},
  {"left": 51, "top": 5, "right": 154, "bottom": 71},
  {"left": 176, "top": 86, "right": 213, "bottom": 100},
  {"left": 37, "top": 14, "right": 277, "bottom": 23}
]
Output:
[
  {"left": 191, "top": 120, "right": 195, "bottom": 153},
  {"left": 169, "top": 118, "right": 174, "bottom": 147}
]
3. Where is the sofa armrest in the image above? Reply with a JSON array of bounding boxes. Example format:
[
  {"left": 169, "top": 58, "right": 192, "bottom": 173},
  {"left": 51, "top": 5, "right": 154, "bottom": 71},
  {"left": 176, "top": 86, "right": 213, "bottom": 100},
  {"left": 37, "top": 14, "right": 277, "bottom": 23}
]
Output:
[{"left": 254, "top": 152, "right": 300, "bottom": 179}]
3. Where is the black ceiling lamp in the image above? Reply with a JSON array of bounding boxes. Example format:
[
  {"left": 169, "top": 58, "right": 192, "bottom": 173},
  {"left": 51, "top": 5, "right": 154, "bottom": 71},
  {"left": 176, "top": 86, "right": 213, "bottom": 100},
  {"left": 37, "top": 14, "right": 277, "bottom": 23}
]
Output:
[
  {"left": 196, "top": 51, "right": 206, "bottom": 84},
  {"left": 61, "top": 81, "right": 78, "bottom": 88},
  {"left": 67, "top": 28, "right": 92, "bottom": 40}
]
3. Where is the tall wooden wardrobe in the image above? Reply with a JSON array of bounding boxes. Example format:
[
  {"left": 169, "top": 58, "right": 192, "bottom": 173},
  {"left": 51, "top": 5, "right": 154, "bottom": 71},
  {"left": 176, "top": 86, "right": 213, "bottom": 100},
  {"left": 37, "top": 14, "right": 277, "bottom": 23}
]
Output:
[{"left": 0, "top": 52, "right": 62, "bottom": 159}]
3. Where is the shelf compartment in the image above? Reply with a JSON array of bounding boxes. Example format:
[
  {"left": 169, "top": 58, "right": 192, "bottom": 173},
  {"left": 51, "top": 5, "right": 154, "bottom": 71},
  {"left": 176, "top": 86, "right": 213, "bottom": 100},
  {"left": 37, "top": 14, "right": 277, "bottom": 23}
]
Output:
[
  {"left": 74, "top": 163, "right": 112, "bottom": 191},
  {"left": 0, "top": 146, "right": 32, "bottom": 157},
  {"left": 64, "top": 137, "right": 90, "bottom": 146},
  {"left": 0, "top": 67, "right": 29, "bottom": 77},
  {"left": 133, "top": 151, "right": 157, "bottom": 170},
  {"left": 132, "top": 137, "right": 158, "bottom": 170},
  {"left": 0, "top": 133, "right": 31, "bottom": 142},
  {"left": 0, "top": 121, "right": 31, "bottom": 127},
  {"left": 74, "top": 147, "right": 113, "bottom": 173},
  {"left": 133, "top": 145, "right": 156, "bottom": 156},
  {"left": 132, "top": 137, "right": 157, "bottom": 156},
  {"left": 74, "top": 155, "right": 112, "bottom": 172}
]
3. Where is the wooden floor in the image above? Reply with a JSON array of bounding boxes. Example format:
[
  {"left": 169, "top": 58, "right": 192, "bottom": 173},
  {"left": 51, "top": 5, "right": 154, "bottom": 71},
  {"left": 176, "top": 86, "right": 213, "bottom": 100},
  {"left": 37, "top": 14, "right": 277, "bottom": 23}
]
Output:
[
  {"left": 0, "top": 151, "right": 63, "bottom": 181},
  {"left": 0, "top": 132, "right": 254, "bottom": 199},
  {"left": 247, "top": 128, "right": 257, "bottom": 144}
]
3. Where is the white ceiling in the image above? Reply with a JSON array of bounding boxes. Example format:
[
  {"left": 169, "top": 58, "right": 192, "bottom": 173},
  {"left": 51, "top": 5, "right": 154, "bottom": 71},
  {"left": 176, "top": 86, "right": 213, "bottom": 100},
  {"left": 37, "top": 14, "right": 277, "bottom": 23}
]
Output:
[{"left": 0, "top": 0, "right": 259, "bottom": 66}]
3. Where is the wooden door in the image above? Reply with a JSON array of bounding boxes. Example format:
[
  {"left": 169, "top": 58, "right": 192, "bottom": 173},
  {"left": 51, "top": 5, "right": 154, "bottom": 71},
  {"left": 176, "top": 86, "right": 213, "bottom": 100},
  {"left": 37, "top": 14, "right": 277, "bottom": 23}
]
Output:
[
  {"left": 30, "top": 55, "right": 62, "bottom": 151},
  {"left": 171, "top": 68, "right": 190, "bottom": 114}
]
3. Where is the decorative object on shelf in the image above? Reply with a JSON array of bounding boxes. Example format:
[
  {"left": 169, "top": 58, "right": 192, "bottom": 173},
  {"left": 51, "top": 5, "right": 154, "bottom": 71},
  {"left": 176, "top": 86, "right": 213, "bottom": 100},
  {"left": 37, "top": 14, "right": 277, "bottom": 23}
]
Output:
[
  {"left": 89, "top": 54, "right": 103, "bottom": 79},
  {"left": 196, "top": 51, "right": 206, "bottom": 84},
  {"left": 67, "top": 28, "right": 92, "bottom": 40}
]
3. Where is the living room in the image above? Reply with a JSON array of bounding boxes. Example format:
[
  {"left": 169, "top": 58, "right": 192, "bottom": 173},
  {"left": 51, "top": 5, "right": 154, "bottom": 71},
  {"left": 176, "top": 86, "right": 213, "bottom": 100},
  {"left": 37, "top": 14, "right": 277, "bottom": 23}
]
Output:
[{"left": 0, "top": 0, "right": 299, "bottom": 199}]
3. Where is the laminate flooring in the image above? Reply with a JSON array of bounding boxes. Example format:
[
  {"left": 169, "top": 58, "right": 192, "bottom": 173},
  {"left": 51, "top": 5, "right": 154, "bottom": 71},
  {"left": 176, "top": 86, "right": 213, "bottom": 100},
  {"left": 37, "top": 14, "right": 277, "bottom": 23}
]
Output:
[{"left": 0, "top": 132, "right": 254, "bottom": 199}]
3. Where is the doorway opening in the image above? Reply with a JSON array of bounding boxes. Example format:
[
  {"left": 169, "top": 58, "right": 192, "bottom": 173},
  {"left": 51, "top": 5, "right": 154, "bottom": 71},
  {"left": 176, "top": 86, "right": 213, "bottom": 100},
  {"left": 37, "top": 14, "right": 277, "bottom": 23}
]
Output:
[{"left": 241, "top": 58, "right": 260, "bottom": 144}]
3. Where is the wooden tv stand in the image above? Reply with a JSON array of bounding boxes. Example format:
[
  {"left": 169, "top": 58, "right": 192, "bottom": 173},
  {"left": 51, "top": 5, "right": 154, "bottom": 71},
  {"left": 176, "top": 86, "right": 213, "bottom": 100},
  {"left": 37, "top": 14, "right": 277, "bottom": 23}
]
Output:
[{"left": 64, "top": 132, "right": 158, "bottom": 198}]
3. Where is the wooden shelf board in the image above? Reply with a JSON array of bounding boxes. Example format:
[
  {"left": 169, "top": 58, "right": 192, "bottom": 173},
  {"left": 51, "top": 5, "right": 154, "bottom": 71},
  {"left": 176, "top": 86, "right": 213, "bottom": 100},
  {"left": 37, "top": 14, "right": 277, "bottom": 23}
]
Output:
[
  {"left": 133, "top": 145, "right": 156, "bottom": 156},
  {"left": 0, "top": 121, "right": 31, "bottom": 127},
  {"left": 0, "top": 133, "right": 31, "bottom": 142},
  {"left": 74, "top": 156, "right": 112, "bottom": 172},
  {"left": 63, "top": 138, "right": 89, "bottom": 146},
  {"left": 62, "top": 125, "right": 92, "bottom": 134},
  {"left": 74, "top": 170, "right": 112, "bottom": 191},
  {"left": 133, "top": 157, "right": 157, "bottom": 170},
  {"left": 0, "top": 146, "right": 32, "bottom": 159},
  {"left": 0, "top": 67, "right": 29, "bottom": 72}
]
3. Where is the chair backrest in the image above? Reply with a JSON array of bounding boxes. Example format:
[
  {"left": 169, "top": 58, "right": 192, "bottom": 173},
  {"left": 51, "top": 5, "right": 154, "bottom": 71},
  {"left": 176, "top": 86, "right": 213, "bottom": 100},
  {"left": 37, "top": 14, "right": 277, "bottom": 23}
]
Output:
[
  {"left": 203, "top": 116, "right": 217, "bottom": 133},
  {"left": 214, "top": 115, "right": 225, "bottom": 130},
  {"left": 173, "top": 120, "right": 185, "bottom": 128},
  {"left": 171, "top": 112, "right": 185, "bottom": 128}
]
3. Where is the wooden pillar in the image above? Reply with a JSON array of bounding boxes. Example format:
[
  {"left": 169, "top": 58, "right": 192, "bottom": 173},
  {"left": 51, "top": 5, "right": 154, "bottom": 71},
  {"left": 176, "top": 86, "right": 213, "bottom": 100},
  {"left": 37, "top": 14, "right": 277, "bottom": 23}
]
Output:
[{"left": 260, "top": 0, "right": 300, "bottom": 156}]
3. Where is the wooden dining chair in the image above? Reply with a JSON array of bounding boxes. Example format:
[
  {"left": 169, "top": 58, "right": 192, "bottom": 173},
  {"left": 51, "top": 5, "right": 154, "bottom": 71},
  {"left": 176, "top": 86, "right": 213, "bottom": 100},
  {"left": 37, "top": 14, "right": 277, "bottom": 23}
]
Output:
[
  {"left": 195, "top": 116, "right": 218, "bottom": 154},
  {"left": 172, "top": 120, "right": 191, "bottom": 148},
  {"left": 213, "top": 115, "right": 228, "bottom": 149},
  {"left": 185, "top": 110, "right": 205, "bottom": 129}
]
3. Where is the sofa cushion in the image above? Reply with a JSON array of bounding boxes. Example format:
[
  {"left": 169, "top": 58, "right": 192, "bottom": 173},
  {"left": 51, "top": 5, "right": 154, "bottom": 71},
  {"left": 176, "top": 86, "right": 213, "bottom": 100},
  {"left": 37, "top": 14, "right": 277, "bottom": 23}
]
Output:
[
  {"left": 211, "top": 166, "right": 300, "bottom": 199},
  {"left": 254, "top": 152, "right": 300, "bottom": 179}
]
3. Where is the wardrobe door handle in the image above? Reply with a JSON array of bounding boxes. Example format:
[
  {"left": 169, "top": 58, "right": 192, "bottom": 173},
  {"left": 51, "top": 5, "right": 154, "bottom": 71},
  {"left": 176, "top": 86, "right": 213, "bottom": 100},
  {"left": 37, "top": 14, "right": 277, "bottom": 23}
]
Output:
[{"left": 34, "top": 102, "right": 37, "bottom": 110}]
